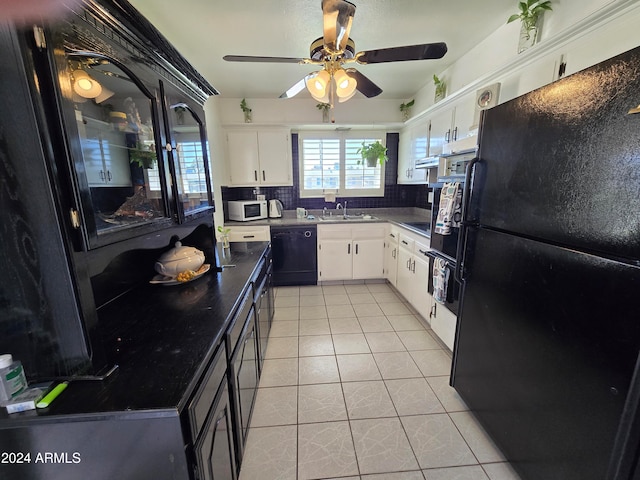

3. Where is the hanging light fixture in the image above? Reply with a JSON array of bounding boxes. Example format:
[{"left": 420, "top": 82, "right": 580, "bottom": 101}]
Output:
[
  {"left": 333, "top": 68, "right": 357, "bottom": 101},
  {"left": 72, "top": 70, "right": 103, "bottom": 99},
  {"left": 305, "top": 66, "right": 358, "bottom": 105},
  {"left": 306, "top": 70, "right": 331, "bottom": 103}
]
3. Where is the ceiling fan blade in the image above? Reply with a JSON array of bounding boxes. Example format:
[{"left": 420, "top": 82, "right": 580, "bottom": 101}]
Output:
[
  {"left": 357, "top": 42, "right": 448, "bottom": 64},
  {"left": 279, "top": 75, "right": 314, "bottom": 99},
  {"left": 322, "top": 0, "right": 356, "bottom": 54},
  {"left": 223, "top": 55, "right": 305, "bottom": 64},
  {"left": 346, "top": 69, "right": 382, "bottom": 98}
]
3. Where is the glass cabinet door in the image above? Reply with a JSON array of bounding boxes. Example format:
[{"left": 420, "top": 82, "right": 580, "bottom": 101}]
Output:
[
  {"left": 162, "top": 83, "right": 214, "bottom": 220},
  {"left": 65, "top": 53, "right": 169, "bottom": 247}
]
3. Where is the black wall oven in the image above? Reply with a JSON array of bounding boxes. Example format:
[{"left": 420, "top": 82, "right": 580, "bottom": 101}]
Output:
[{"left": 429, "top": 183, "right": 463, "bottom": 315}]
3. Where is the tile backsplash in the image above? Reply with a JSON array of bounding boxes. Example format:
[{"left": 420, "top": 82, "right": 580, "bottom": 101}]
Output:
[{"left": 221, "top": 133, "right": 430, "bottom": 217}]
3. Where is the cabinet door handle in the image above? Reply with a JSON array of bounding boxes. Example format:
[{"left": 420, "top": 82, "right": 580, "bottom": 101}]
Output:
[
  {"left": 411, "top": 259, "right": 416, "bottom": 273},
  {"left": 107, "top": 170, "right": 112, "bottom": 182},
  {"left": 430, "top": 304, "right": 436, "bottom": 318},
  {"left": 355, "top": 244, "right": 359, "bottom": 255},
  {"left": 407, "top": 258, "right": 411, "bottom": 269},
  {"left": 392, "top": 248, "right": 396, "bottom": 259},
  {"left": 453, "top": 126, "right": 458, "bottom": 141},
  {"left": 348, "top": 244, "right": 351, "bottom": 254},
  {"left": 262, "top": 170, "right": 266, "bottom": 181},
  {"left": 254, "top": 170, "right": 258, "bottom": 181},
  {"left": 99, "top": 170, "right": 105, "bottom": 181},
  {"left": 445, "top": 129, "right": 451, "bottom": 143}
]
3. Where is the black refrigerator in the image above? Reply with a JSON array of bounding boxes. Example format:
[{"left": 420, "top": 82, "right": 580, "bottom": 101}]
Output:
[{"left": 451, "top": 45, "right": 640, "bottom": 480}]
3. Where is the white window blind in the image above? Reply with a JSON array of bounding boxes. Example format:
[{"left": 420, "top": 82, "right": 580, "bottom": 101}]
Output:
[{"left": 300, "top": 132, "right": 385, "bottom": 198}]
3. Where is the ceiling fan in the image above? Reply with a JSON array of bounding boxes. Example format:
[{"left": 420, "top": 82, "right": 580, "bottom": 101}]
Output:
[{"left": 223, "top": 0, "right": 447, "bottom": 104}]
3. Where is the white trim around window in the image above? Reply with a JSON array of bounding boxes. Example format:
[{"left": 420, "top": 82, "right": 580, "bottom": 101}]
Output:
[{"left": 298, "top": 131, "right": 386, "bottom": 198}]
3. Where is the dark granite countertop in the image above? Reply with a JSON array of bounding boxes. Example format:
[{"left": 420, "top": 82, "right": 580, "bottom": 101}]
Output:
[{"left": 0, "top": 242, "right": 269, "bottom": 424}]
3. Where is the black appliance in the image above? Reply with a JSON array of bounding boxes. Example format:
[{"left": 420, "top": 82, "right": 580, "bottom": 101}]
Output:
[
  {"left": 270, "top": 226, "right": 317, "bottom": 286},
  {"left": 428, "top": 183, "right": 463, "bottom": 315},
  {"left": 451, "top": 46, "right": 640, "bottom": 480}
]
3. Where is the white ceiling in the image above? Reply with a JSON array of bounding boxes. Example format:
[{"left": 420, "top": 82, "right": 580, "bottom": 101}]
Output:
[{"left": 128, "top": 0, "right": 516, "bottom": 100}]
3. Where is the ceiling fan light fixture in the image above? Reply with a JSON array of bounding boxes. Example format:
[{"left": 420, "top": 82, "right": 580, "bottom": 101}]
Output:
[
  {"left": 333, "top": 68, "right": 357, "bottom": 98},
  {"left": 306, "top": 70, "right": 330, "bottom": 101},
  {"left": 72, "top": 70, "right": 102, "bottom": 99}
]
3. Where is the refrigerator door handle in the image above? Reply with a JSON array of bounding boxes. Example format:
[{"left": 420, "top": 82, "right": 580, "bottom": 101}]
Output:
[{"left": 455, "top": 157, "right": 480, "bottom": 283}]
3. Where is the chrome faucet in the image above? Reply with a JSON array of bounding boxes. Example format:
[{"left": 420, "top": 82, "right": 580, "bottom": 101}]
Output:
[{"left": 336, "top": 201, "right": 347, "bottom": 218}]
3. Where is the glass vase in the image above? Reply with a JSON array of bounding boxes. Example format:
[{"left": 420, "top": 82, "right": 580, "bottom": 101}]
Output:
[
  {"left": 221, "top": 234, "right": 230, "bottom": 249},
  {"left": 322, "top": 108, "right": 330, "bottom": 123},
  {"left": 243, "top": 110, "right": 252, "bottom": 123},
  {"left": 518, "top": 18, "right": 539, "bottom": 53}
]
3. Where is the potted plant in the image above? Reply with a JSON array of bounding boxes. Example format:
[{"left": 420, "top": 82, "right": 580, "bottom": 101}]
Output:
[
  {"left": 507, "top": 0, "right": 553, "bottom": 53},
  {"left": 399, "top": 99, "right": 414, "bottom": 122},
  {"left": 217, "top": 225, "right": 231, "bottom": 248},
  {"left": 433, "top": 75, "right": 446, "bottom": 102},
  {"left": 357, "top": 141, "right": 387, "bottom": 168},
  {"left": 316, "top": 102, "right": 331, "bottom": 123},
  {"left": 129, "top": 142, "right": 156, "bottom": 169},
  {"left": 240, "top": 98, "right": 252, "bottom": 123}
]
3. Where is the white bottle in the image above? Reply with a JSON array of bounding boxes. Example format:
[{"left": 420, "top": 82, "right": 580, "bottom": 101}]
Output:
[{"left": 0, "top": 354, "right": 28, "bottom": 402}]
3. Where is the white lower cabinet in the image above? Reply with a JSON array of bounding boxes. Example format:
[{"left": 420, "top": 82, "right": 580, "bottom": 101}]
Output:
[
  {"left": 395, "top": 231, "right": 433, "bottom": 321},
  {"left": 429, "top": 300, "right": 457, "bottom": 351},
  {"left": 317, "top": 224, "right": 385, "bottom": 281},
  {"left": 384, "top": 227, "right": 399, "bottom": 287}
]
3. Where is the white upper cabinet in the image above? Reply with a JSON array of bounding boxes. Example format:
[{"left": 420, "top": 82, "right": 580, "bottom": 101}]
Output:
[
  {"left": 398, "top": 122, "right": 428, "bottom": 184},
  {"left": 450, "top": 93, "right": 477, "bottom": 143},
  {"left": 225, "top": 129, "right": 292, "bottom": 186}
]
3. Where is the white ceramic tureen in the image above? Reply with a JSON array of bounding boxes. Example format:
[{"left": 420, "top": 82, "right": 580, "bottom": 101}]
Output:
[{"left": 154, "top": 241, "right": 205, "bottom": 278}]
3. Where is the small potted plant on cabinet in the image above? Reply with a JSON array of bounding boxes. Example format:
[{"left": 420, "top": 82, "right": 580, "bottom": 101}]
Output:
[
  {"left": 508, "top": 0, "right": 553, "bottom": 53},
  {"left": 400, "top": 99, "right": 414, "bottom": 121},
  {"left": 433, "top": 75, "right": 446, "bottom": 102},
  {"left": 316, "top": 102, "right": 331, "bottom": 123},
  {"left": 240, "top": 98, "right": 252, "bottom": 123},
  {"left": 357, "top": 141, "right": 387, "bottom": 168}
]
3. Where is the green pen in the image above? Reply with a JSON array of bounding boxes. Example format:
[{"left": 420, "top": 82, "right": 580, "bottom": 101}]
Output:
[{"left": 36, "top": 381, "right": 69, "bottom": 408}]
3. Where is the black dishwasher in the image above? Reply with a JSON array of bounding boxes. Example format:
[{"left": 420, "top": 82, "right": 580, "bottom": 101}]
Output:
[{"left": 271, "top": 226, "right": 317, "bottom": 286}]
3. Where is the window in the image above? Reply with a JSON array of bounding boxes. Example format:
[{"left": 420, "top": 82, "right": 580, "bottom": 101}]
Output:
[{"left": 299, "top": 132, "right": 385, "bottom": 197}]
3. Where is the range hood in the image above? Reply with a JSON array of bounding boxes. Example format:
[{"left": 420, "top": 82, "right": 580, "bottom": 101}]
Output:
[{"left": 415, "top": 156, "right": 440, "bottom": 169}]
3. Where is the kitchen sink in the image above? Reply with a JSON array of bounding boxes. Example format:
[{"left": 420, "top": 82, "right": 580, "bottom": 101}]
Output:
[{"left": 318, "top": 214, "right": 379, "bottom": 221}]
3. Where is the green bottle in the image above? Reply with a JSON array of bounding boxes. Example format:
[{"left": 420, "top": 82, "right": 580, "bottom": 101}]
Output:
[{"left": 0, "top": 354, "right": 27, "bottom": 402}]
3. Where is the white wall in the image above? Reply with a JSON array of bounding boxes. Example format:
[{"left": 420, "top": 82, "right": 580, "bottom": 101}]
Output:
[{"left": 204, "top": 96, "right": 226, "bottom": 230}]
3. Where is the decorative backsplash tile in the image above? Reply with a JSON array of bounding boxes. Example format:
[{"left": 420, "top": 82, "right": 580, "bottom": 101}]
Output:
[{"left": 221, "top": 133, "right": 431, "bottom": 218}]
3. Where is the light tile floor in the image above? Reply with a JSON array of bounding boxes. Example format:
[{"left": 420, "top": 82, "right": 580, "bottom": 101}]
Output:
[{"left": 239, "top": 283, "right": 522, "bottom": 480}]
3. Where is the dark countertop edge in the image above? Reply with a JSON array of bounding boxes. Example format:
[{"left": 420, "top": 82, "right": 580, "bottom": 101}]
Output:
[
  {"left": 0, "top": 242, "right": 271, "bottom": 424},
  {"left": 0, "top": 407, "right": 179, "bottom": 429}
]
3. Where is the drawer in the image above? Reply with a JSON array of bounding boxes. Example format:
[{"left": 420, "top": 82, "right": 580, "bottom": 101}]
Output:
[
  {"left": 415, "top": 239, "right": 430, "bottom": 257},
  {"left": 187, "top": 342, "right": 226, "bottom": 443},
  {"left": 387, "top": 226, "right": 400, "bottom": 245},
  {"left": 399, "top": 233, "right": 415, "bottom": 251},
  {"left": 226, "top": 225, "right": 270, "bottom": 242},
  {"left": 226, "top": 289, "right": 254, "bottom": 359}
]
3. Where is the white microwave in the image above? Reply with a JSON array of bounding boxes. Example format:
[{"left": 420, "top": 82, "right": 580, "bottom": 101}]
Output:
[{"left": 227, "top": 200, "right": 268, "bottom": 222}]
